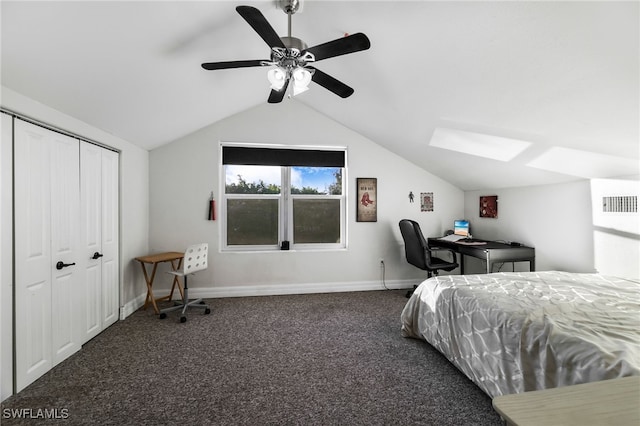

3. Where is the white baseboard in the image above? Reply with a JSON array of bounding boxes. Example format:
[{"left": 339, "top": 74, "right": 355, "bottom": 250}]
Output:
[
  {"left": 119, "top": 292, "right": 147, "bottom": 320},
  {"left": 119, "top": 279, "right": 417, "bottom": 319},
  {"left": 189, "top": 279, "right": 416, "bottom": 299}
]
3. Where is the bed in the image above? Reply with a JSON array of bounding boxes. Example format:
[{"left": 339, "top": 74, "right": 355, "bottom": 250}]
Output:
[{"left": 401, "top": 271, "right": 640, "bottom": 398}]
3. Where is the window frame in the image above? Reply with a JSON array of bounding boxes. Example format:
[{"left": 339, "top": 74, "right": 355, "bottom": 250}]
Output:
[{"left": 220, "top": 143, "right": 347, "bottom": 252}]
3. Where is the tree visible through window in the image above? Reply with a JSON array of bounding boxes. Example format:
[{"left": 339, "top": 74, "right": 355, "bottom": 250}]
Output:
[{"left": 222, "top": 159, "right": 345, "bottom": 250}]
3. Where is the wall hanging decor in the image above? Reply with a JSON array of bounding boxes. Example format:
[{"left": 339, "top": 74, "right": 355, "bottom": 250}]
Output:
[
  {"left": 357, "top": 178, "right": 377, "bottom": 222},
  {"left": 208, "top": 192, "right": 216, "bottom": 220},
  {"left": 421, "top": 192, "right": 434, "bottom": 212},
  {"left": 480, "top": 195, "right": 498, "bottom": 218}
]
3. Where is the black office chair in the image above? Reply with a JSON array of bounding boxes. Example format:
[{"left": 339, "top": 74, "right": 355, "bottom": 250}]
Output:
[{"left": 399, "top": 219, "right": 459, "bottom": 297}]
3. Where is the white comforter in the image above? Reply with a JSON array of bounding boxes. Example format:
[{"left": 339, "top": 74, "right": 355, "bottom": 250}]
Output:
[{"left": 401, "top": 271, "right": 640, "bottom": 398}]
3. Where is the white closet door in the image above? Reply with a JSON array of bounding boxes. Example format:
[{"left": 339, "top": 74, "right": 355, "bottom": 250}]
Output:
[
  {"left": 80, "top": 143, "right": 103, "bottom": 342},
  {"left": 14, "top": 121, "right": 52, "bottom": 391},
  {"left": 80, "top": 143, "right": 119, "bottom": 343},
  {"left": 15, "top": 120, "right": 81, "bottom": 391},
  {"left": 101, "top": 149, "right": 119, "bottom": 328},
  {"left": 50, "top": 132, "right": 82, "bottom": 366}
]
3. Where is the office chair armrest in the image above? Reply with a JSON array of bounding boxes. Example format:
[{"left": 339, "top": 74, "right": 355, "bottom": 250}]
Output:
[{"left": 427, "top": 247, "right": 457, "bottom": 263}]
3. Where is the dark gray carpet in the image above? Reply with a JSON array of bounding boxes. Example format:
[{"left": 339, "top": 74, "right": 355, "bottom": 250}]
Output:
[{"left": 2, "top": 290, "right": 503, "bottom": 425}]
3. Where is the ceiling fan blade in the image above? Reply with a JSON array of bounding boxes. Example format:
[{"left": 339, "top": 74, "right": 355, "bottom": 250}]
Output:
[
  {"left": 308, "top": 67, "right": 354, "bottom": 98},
  {"left": 268, "top": 78, "right": 290, "bottom": 104},
  {"left": 201, "top": 60, "right": 268, "bottom": 70},
  {"left": 302, "top": 33, "right": 370, "bottom": 62},
  {"left": 236, "top": 5, "right": 285, "bottom": 49}
]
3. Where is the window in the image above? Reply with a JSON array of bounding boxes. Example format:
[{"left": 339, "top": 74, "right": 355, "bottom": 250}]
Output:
[{"left": 222, "top": 145, "right": 346, "bottom": 251}]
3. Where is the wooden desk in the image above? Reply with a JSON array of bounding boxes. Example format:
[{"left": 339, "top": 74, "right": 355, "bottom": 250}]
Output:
[
  {"left": 492, "top": 376, "right": 640, "bottom": 426},
  {"left": 135, "top": 251, "right": 184, "bottom": 314},
  {"left": 428, "top": 238, "right": 535, "bottom": 274}
]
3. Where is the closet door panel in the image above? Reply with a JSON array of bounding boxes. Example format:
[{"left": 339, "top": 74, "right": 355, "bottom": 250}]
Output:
[
  {"left": 80, "top": 144, "right": 119, "bottom": 339},
  {"left": 23, "top": 284, "right": 49, "bottom": 378},
  {"left": 83, "top": 264, "right": 101, "bottom": 341},
  {"left": 14, "top": 121, "right": 53, "bottom": 390},
  {"left": 102, "top": 259, "right": 118, "bottom": 326},
  {"left": 51, "top": 271, "right": 78, "bottom": 364},
  {"left": 80, "top": 143, "right": 103, "bottom": 342},
  {"left": 101, "top": 149, "right": 119, "bottom": 327},
  {"left": 49, "top": 135, "right": 81, "bottom": 366}
]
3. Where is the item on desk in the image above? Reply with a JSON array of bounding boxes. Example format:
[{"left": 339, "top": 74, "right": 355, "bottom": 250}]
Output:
[
  {"left": 454, "top": 219, "right": 470, "bottom": 237},
  {"left": 439, "top": 233, "right": 467, "bottom": 242},
  {"left": 510, "top": 241, "right": 521, "bottom": 247}
]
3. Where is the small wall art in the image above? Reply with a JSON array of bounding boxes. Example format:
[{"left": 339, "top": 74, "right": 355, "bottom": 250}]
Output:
[
  {"left": 357, "top": 178, "right": 377, "bottom": 222},
  {"left": 480, "top": 195, "right": 498, "bottom": 218},
  {"left": 421, "top": 192, "right": 434, "bottom": 212}
]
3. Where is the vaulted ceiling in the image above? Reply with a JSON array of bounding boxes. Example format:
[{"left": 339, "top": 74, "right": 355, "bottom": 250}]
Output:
[{"left": 2, "top": 1, "right": 638, "bottom": 190}]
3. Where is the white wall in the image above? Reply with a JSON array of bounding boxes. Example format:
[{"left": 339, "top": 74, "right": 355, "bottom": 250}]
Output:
[
  {"left": 590, "top": 177, "right": 640, "bottom": 280},
  {"left": 463, "top": 179, "right": 639, "bottom": 277},
  {"left": 149, "top": 100, "right": 464, "bottom": 297},
  {"left": 0, "top": 87, "right": 150, "bottom": 401}
]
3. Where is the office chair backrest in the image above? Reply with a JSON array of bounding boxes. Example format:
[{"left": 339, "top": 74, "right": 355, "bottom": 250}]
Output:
[
  {"left": 182, "top": 243, "right": 208, "bottom": 274},
  {"left": 399, "top": 219, "right": 429, "bottom": 270}
]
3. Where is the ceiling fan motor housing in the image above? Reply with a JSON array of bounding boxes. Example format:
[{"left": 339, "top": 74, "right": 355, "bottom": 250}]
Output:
[
  {"left": 281, "top": 36, "right": 307, "bottom": 51},
  {"left": 272, "top": 1, "right": 312, "bottom": 69}
]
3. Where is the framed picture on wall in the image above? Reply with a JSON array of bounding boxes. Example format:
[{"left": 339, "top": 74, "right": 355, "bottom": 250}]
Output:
[
  {"left": 480, "top": 195, "right": 498, "bottom": 218},
  {"left": 420, "top": 192, "right": 434, "bottom": 212},
  {"left": 357, "top": 178, "right": 377, "bottom": 222}
]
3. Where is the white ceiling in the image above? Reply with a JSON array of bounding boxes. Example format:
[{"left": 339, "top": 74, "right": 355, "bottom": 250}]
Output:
[{"left": 2, "top": 0, "right": 638, "bottom": 190}]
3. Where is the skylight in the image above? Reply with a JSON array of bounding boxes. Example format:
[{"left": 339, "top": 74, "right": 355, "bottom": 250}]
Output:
[
  {"left": 429, "top": 128, "right": 532, "bottom": 162},
  {"left": 527, "top": 147, "right": 640, "bottom": 179}
]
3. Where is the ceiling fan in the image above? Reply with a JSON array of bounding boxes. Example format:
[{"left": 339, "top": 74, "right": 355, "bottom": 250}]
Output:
[{"left": 201, "top": 0, "right": 371, "bottom": 103}]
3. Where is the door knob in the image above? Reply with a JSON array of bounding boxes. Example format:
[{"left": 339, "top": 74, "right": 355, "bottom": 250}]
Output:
[
  {"left": 92, "top": 252, "right": 104, "bottom": 260},
  {"left": 56, "top": 261, "right": 76, "bottom": 270}
]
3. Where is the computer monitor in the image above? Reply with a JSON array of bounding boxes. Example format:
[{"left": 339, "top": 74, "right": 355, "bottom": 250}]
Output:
[{"left": 454, "top": 220, "right": 470, "bottom": 237}]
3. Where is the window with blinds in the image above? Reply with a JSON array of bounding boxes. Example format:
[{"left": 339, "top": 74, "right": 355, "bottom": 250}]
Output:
[{"left": 221, "top": 145, "right": 346, "bottom": 251}]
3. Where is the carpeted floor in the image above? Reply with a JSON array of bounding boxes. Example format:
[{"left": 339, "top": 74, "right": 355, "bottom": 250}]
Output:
[{"left": 1, "top": 290, "right": 503, "bottom": 425}]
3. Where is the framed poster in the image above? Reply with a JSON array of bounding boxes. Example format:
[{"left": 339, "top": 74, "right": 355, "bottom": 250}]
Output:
[
  {"left": 420, "top": 192, "right": 434, "bottom": 212},
  {"left": 480, "top": 195, "right": 498, "bottom": 218},
  {"left": 357, "top": 178, "right": 377, "bottom": 222}
]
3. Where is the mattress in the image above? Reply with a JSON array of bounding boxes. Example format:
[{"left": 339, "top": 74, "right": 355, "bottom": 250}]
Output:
[{"left": 401, "top": 271, "right": 640, "bottom": 398}]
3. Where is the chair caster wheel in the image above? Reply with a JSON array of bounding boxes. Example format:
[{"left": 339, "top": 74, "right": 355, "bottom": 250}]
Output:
[
  {"left": 159, "top": 313, "right": 167, "bottom": 319},
  {"left": 180, "top": 316, "right": 187, "bottom": 323},
  {"left": 204, "top": 308, "right": 211, "bottom": 315}
]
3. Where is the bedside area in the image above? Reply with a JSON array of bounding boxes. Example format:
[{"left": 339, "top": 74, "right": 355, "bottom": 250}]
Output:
[{"left": 492, "top": 376, "right": 640, "bottom": 426}]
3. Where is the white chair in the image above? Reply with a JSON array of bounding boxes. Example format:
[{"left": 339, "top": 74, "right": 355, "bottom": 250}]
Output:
[{"left": 159, "top": 243, "right": 211, "bottom": 323}]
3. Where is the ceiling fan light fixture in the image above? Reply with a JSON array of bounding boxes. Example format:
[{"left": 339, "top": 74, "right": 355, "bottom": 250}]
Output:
[
  {"left": 267, "top": 67, "right": 287, "bottom": 91},
  {"left": 292, "top": 67, "right": 312, "bottom": 96},
  {"left": 202, "top": 5, "right": 370, "bottom": 103}
]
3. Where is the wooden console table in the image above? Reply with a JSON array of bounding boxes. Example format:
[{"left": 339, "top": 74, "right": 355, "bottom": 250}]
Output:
[
  {"left": 135, "top": 251, "right": 185, "bottom": 314},
  {"left": 492, "top": 376, "right": 640, "bottom": 426}
]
